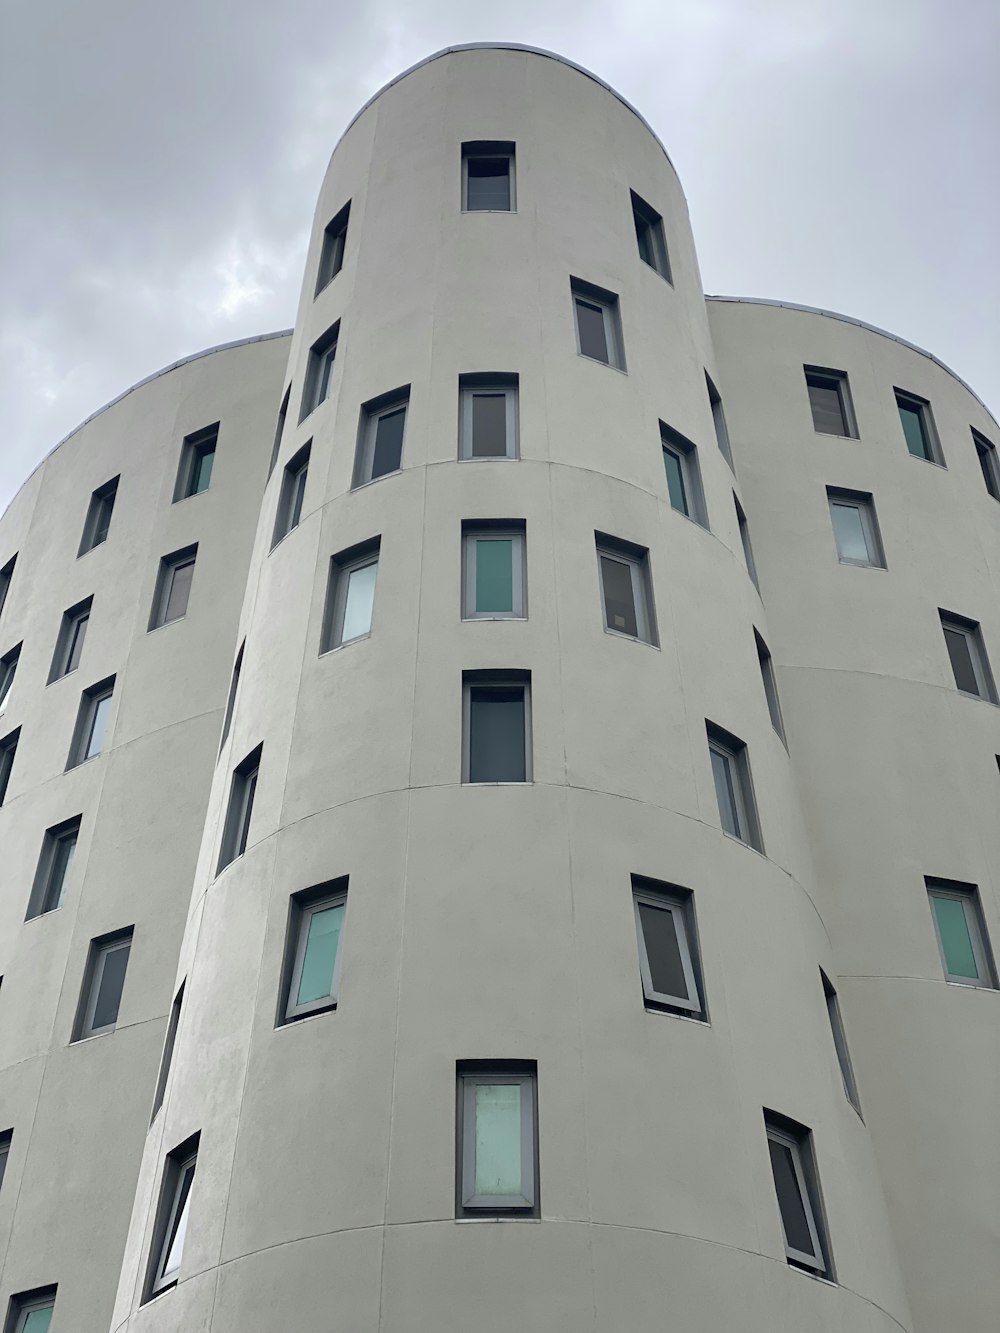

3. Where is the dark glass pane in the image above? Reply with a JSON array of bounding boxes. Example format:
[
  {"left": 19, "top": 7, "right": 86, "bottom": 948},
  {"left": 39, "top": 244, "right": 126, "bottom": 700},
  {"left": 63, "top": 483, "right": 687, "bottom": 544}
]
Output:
[
  {"left": 164, "top": 560, "right": 194, "bottom": 623},
  {"left": 899, "top": 401, "right": 929, "bottom": 458},
  {"left": 600, "top": 555, "right": 637, "bottom": 636},
  {"left": 469, "top": 688, "right": 525, "bottom": 782},
  {"left": 475, "top": 539, "right": 514, "bottom": 613},
  {"left": 86, "top": 693, "right": 113, "bottom": 759},
  {"left": 768, "top": 1138, "right": 816, "bottom": 1258},
  {"left": 66, "top": 614, "right": 88, "bottom": 673},
  {"left": 471, "top": 393, "right": 508, "bottom": 457},
  {"left": 0, "top": 1143, "right": 8, "bottom": 1193},
  {"left": 93, "top": 494, "right": 114, "bottom": 544},
  {"left": 93, "top": 941, "right": 130, "bottom": 1030},
  {"left": 576, "top": 299, "right": 609, "bottom": 363},
  {"left": 466, "top": 158, "right": 510, "bottom": 210},
  {"left": 711, "top": 748, "right": 741, "bottom": 839},
  {"left": 663, "top": 448, "right": 689, "bottom": 514},
  {"left": 317, "top": 344, "right": 337, "bottom": 406},
  {"left": 162, "top": 1162, "right": 195, "bottom": 1277},
  {"left": 638, "top": 902, "right": 688, "bottom": 1001},
  {"left": 237, "top": 771, "right": 258, "bottom": 856},
  {"left": 371, "top": 408, "right": 405, "bottom": 479},
  {"left": 289, "top": 465, "right": 308, "bottom": 530},
  {"left": 944, "top": 627, "right": 980, "bottom": 695},
  {"left": 634, "top": 213, "right": 654, "bottom": 266},
  {"left": 807, "top": 379, "right": 847, "bottom": 435},
  {"left": 978, "top": 444, "right": 1000, "bottom": 499},
  {"left": 45, "top": 833, "right": 76, "bottom": 911}
]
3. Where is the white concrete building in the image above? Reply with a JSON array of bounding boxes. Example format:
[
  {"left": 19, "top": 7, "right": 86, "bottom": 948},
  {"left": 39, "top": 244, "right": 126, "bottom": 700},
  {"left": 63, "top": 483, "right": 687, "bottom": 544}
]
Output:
[{"left": 0, "top": 43, "right": 996, "bottom": 1333}]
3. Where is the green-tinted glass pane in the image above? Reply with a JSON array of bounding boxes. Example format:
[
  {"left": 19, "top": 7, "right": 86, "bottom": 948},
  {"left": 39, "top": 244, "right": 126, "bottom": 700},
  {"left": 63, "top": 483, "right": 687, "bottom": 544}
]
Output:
[
  {"left": 475, "top": 1083, "right": 521, "bottom": 1196},
  {"left": 932, "top": 895, "right": 979, "bottom": 979},
  {"left": 475, "top": 539, "right": 514, "bottom": 613},
  {"left": 192, "top": 449, "right": 214, "bottom": 494},
  {"left": 297, "top": 903, "right": 344, "bottom": 1005},
  {"left": 24, "top": 1310, "right": 53, "bottom": 1333},
  {"left": 899, "top": 403, "right": 929, "bottom": 458},
  {"left": 663, "top": 448, "right": 688, "bottom": 514}
]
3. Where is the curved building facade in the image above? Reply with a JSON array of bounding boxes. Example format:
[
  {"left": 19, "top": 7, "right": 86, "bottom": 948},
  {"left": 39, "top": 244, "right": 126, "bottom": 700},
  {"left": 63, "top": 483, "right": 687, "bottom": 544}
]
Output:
[{"left": 0, "top": 44, "right": 995, "bottom": 1333}]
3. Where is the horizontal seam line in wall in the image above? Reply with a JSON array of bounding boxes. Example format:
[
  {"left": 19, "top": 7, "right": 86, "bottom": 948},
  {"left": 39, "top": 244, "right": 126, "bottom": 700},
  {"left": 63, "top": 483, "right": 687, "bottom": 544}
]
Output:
[
  {"left": 838, "top": 973, "right": 996, "bottom": 987},
  {"left": 776, "top": 663, "right": 1000, "bottom": 698},
  {"left": 0, "top": 1013, "right": 167, "bottom": 1078}
]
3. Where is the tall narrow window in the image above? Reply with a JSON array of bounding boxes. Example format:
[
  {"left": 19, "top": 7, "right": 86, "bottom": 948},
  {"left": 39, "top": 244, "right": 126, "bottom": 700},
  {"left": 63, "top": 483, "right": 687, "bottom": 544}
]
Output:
[
  {"left": 149, "top": 546, "right": 197, "bottom": 630},
  {"left": 458, "top": 374, "right": 519, "bottom": 460},
  {"left": 267, "top": 385, "right": 291, "bottom": 478},
  {"left": 173, "top": 423, "right": 218, "bottom": 500},
  {"left": 300, "top": 321, "right": 340, "bottom": 421},
  {"left": 272, "top": 441, "right": 311, "bottom": 547},
  {"left": 73, "top": 927, "right": 133, "bottom": 1040},
  {"left": 66, "top": 675, "right": 115, "bottom": 768},
  {"left": 754, "top": 631, "right": 785, "bottom": 741},
  {"left": 457, "top": 1062, "right": 538, "bottom": 1216},
  {"left": 706, "top": 721, "right": 763, "bottom": 852},
  {"left": 463, "top": 671, "right": 531, "bottom": 783},
  {"left": 5, "top": 1289, "right": 56, "bottom": 1333},
  {"left": 632, "top": 877, "right": 706, "bottom": 1020},
  {"left": 764, "top": 1113, "right": 834, "bottom": 1279},
  {"left": 0, "top": 727, "right": 20, "bottom": 805},
  {"left": 78, "top": 475, "right": 119, "bottom": 555},
  {"left": 145, "top": 1134, "right": 199, "bottom": 1301},
  {"left": 322, "top": 539, "right": 380, "bottom": 651},
  {"left": 217, "top": 743, "right": 261, "bottom": 874},
  {"left": 219, "top": 641, "right": 244, "bottom": 752},
  {"left": 279, "top": 879, "right": 348, "bottom": 1023},
  {"left": 462, "top": 141, "right": 515, "bottom": 212},
  {"left": 630, "top": 190, "right": 671, "bottom": 280},
  {"left": 734, "top": 495, "right": 758, "bottom": 589},
  {"left": 804, "top": 366, "right": 856, "bottom": 437},
  {"left": 973, "top": 429, "right": 1000, "bottom": 500},
  {"left": 315, "top": 200, "right": 350, "bottom": 294},
  {"left": 571, "top": 278, "right": 625, "bottom": 370},
  {"left": 0, "top": 555, "right": 16, "bottom": 621},
  {"left": 706, "top": 373, "right": 733, "bottom": 468},
  {"left": 939, "top": 610, "right": 997, "bottom": 701},
  {"left": 151, "top": 981, "right": 184, "bottom": 1121},
  {"left": 0, "top": 643, "right": 21, "bottom": 714},
  {"left": 896, "top": 388, "right": 942, "bottom": 463},
  {"left": 827, "top": 488, "right": 885, "bottom": 568},
  {"left": 926, "top": 879, "right": 996, "bottom": 987},
  {"left": 354, "top": 388, "right": 408, "bottom": 486},
  {"left": 0, "top": 1129, "right": 11, "bottom": 1194},
  {"left": 596, "top": 536, "right": 657, "bottom": 645},
  {"left": 462, "top": 522, "right": 526, "bottom": 619},
  {"left": 48, "top": 596, "right": 93, "bottom": 682},
  {"left": 660, "top": 423, "right": 708, "bottom": 526},
  {"left": 26, "top": 816, "right": 81, "bottom": 919},
  {"left": 820, "top": 970, "right": 861, "bottom": 1112}
]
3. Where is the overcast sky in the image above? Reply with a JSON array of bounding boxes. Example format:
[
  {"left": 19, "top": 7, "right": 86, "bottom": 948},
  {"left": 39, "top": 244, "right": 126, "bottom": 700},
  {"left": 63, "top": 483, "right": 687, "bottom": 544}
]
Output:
[{"left": 2, "top": 0, "right": 997, "bottom": 511}]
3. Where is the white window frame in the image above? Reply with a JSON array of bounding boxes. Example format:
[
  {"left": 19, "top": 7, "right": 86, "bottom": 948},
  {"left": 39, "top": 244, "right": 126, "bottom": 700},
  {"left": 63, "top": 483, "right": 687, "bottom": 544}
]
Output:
[
  {"left": 973, "top": 428, "right": 1000, "bottom": 501},
  {"left": 272, "top": 442, "right": 311, "bottom": 548},
  {"left": 457, "top": 1066, "right": 537, "bottom": 1213},
  {"left": 570, "top": 278, "right": 625, "bottom": 370},
  {"left": 462, "top": 525, "right": 526, "bottom": 620},
  {"left": 322, "top": 544, "right": 380, "bottom": 651},
  {"left": 765, "top": 1121, "right": 829, "bottom": 1275},
  {"left": 148, "top": 1145, "right": 198, "bottom": 1298},
  {"left": 461, "top": 143, "right": 516, "bottom": 212},
  {"left": 827, "top": 488, "right": 885, "bottom": 568},
  {"left": 78, "top": 475, "right": 118, "bottom": 556},
  {"left": 939, "top": 611, "right": 997, "bottom": 702},
  {"left": 895, "top": 387, "right": 943, "bottom": 464},
  {"left": 282, "top": 884, "right": 348, "bottom": 1023},
  {"left": 462, "top": 672, "right": 532, "bottom": 784},
  {"left": 660, "top": 423, "right": 708, "bottom": 527},
  {"left": 315, "top": 201, "right": 350, "bottom": 295},
  {"left": 707, "top": 722, "right": 763, "bottom": 852},
  {"left": 820, "top": 970, "right": 861, "bottom": 1112},
  {"left": 458, "top": 379, "right": 519, "bottom": 460},
  {"left": 804, "top": 365, "right": 857, "bottom": 438},
  {"left": 632, "top": 882, "right": 704, "bottom": 1018},
  {"left": 75, "top": 930, "right": 132, "bottom": 1040},
  {"left": 926, "top": 879, "right": 996, "bottom": 988},
  {"left": 596, "top": 539, "right": 656, "bottom": 645},
  {"left": 300, "top": 322, "right": 340, "bottom": 422},
  {"left": 67, "top": 676, "right": 115, "bottom": 769},
  {"left": 354, "top": 394, "right": 408, "bottom": 487},
  {"left": 630, "top": 189, "right": 671, "bottom": 281}
]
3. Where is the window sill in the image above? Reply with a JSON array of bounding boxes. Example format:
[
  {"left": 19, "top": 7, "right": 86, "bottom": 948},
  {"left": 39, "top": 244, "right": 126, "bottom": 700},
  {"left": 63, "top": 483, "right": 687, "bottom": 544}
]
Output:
[
  {"left": 836, "top": 558, "right": 887, "bottom": 570},
  {"left": 787, "top": 1263, "right": 837, "bottom": 1288},
  {"left": 70, "top": 1028, "right": 114, "bottom": 1046},
  {"left": 46, "top": 668, "right": 79, "bottom": 687},
  {"left": 147, "top": 616, "right": 187, "bottom": 635},
  {"left": 954, "top": 689, "right": 998, "bottom": 705},
  {"left": 813, "top": 431, "right": 859, "bottom": 442},
  {"left": 277, "top": 1002, "right": 338, "bottom": 1029},
  {"left": 269, "top": 523, "right": 302, "bottom": 555},
  {"left": 720, "top": 828, "right": 766, "bottom": 857},
  {"left": 457, "top": 454, "right": 519, "bottom": 463},
  {"left": 319, "top": 633, "right": 372, "bottom": 657},
  {"left": 462, "top": 780, "right": 533, "bottom": 787},
  {"left": 461, "top": 208, "right": 518, "bottom": 215},
  {"left": 602, "top": 627, "right": 659, "bottom": 650},
  {"left": 907, "top": 453, "right": 947, "bottom": 469},
  {"left": 455, "top": 1215, "right": 540, "bottom": 1223},
  {"left": 577, "top": 352, "right": 627, "bottom": 375},
  {"left": 463, "top": 615, "right": 528, "bottom": 623},
  {"left": 644, "top": 1004, "right": 710, "bottom": 1026},
  {"left": 77, "top": 542, "right": 107, "bottom": 560},
  {"left": 639, "top": 260, "right": 673, "bottom": 287},
  {"left": 944, "top": 978, "right": 997, "bottom": 991},
  {"left": 314, "top": 273, "right": 341, "bottom": 299},
  {"left": 171, "top": 491, "right": 209, "bottom": 506},
  {"left": 669, "top": 506, "right": 710, "bottom": 533},
  {"left": 351, "top": 469, "right": 401, "bottom": 493}
]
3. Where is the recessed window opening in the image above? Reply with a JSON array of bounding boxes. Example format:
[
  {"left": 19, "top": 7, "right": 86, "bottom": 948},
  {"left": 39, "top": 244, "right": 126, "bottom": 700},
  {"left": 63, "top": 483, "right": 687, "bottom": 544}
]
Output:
[
  {"left": 354, "top": 388, "right": 409, "bottom": 487},
  {"left": 764, "top": 1112, "right": 834, "bottom": 1280},
  {"left": 706, "top": 373, "right": 734, "bottom": 468},
  {"left": 456, "top": 1061, "right": 538, "bottom": 1216},
  {"left": 463, "top": 670, "right": 531, "bottom": 783},
  {"left": 173, "top": 423, "right": 218, "bottom": 501},
  {"left": 458, "top": 373, "right": 519, "bottom": 460},
  {"left": 0, "top": 556, "right": 16, "bottom": 620},
  {"left": 973, "top": 429, "right": 1000, "bottom": 500},
  {"left": 754, "top": 631, "right": 785, "bottom": 741},
  {"left": 896, "top": 388, "right": 942, "bottom": 463},
  {"left": 0, "top": 643, "right": 21, "bottom": 714},
  {"left": 78, "top": 475, "right": 119, "bottom": 555},
  {"left": 272, "top": 441, "right": 311, "bottom": 547},
  {"left": 5, "top": 1287, "right": 57, "bottom": 1333},
  {"left": 300, "top": 321, "right": 340, "bottom": 421},
  {"left": 820, "top": 970, "right": 861, "bottom": 1112},
  {"left": 315, "top": 200, "right": 350, "bottom": 294},
  {"left": 219, "top": 641, "right": 244, "bottom": 752},
  {"left": 462, "top": 521, "right": 526, "bottom": 619},
  {"left": 217, "top": 743, "right": 261, "bottom": 874},
  {"left": 279, "top": 878, "right": 348, "bottom": 1024},
  {"left": 149, "top": 546, "right": 197, "bottom": 630},
  {"left": 0, "top": 1129, "right": 11, "bottom": 1196},
  {"left": 322, "top": 538, "right": 380, "bottom": 651},
  {"left": 144, "top": 1134, "right": 199, "bottom": 1301},
  {"left": 596, "top": 535, "right": 657, "bottom": 645},
  {"left": 151, "top": 981, "right": 184, "bottom": 1121},
  {"left": 734, "top": 494, "right": 758, "bottom": 588},
  {"left": 26, "top": 816, "right": 81, "bottom": 919},
  {"left": 48, "top": 596, "right": 93, "bottom": 683},
  {"left": 570, "top": 278, "right": 625, "bottom": 370},
  {"left": 827, "top": 488, "right": 885, "bottom": 568},
  {"left": 804, "top": 366, "right": 857, "bottom": 437},
  {"left": 73, "top": 927, "right": 133, "bottom": 1040},
  {"left": 67, "top": 675, "right": 115, "bottom": 769},
  {"left": 660, "top": 423, "right": 708, "bottom": 526},
  {"left": 706, "top": 720, "right": 763, "bottom": 852},
  {"left": 926, "top": 878, "right": 997, "bottom": 987},
  {"left": 268, "top": 385, "right": 291, "bottom": 477},
  {"left": 0, "top": 727, "right": 20, "bottom": 805},
  {"left": 630, "top": 190, "right": 671, "bottom": 280},
  {"left": 939, "top": 610, "right": 997, "bottom": 702},
  {"left": 462, "top": 141, "right": 515, "bottom": 211},
  {"left": 632, "top": 876, "right": 707, "bottom": 1020}
]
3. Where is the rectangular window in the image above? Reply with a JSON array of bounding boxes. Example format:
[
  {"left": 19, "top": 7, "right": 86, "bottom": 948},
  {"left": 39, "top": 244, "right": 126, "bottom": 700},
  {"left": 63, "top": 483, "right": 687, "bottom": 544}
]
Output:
[
  {"left": 463, "top": 670, "right": 531, "bottom": 783},
  {"left": 754, "top": 631, "right": 785, "bottom": 741},
  {"left": 896, "top": 388, "right": 942, "bottom": 463},
  {"left": 73, "top": 927, "right": 133, "bottom": 1040},
  {"left": 0, "top": 555, "right": 16, "bottom": 621},
  {"left": 0, "top": 1129, "right": 11, "bottom": 1194},
  {"left": 353, "top": 388, "right": 408, "bottom": 486},
  {"left": 151, "top": 981, "right": 184, "bottom": 1121},
  {"left": 457, "top": 1061, "right": 537, "bottom": 1216},
  {"left": 145, "top": 1134, "right": 199, "bottom": 1301},
  {"left": 764, "top": 1113, "right": 834, "bottom": 1279},
  {"left": 926, "top": 879, "right": 996, "bottom": 987},
  {"left": 217, "top": 743, "right": 261, "bottom": 874},
  {"left": 632, "top": 877, "right": 706, "bottom": 1020},
  {"left": 173, "top": 423, "right": 218, "bottom": 501},
  {"left": 272, "top": 441, "right": 311, "bottom": 547},
  {"left": 571, "top": 278, "right": 625, "bottom": 370},
  {"left": 268, "top": 385, "right": 291, "bottom": 478},
  {"left": 219, "top": 641, "right": 244, "bottom": 752},
  {"left": 315, "top": 200, "right": 350, "bottom": 294},
  {"left": 26, "top": 816, "right": 81, "bottom": 919},
  {"left": 804, "top": 366, "right": 856, "bottom": 437},
  {"left": 820, "top": 970, "right": 861, "bottom": 1112},
  {"left": 660, "top": 423, "right": 708, "bottom": 526},
  {"left": 0, "top": 643, "right": 21, "bottom": 714},
  {"left": 939, "top": 610, "right": 997, "bottom": 701},
  {"left": 630, "top": 190, "right": 671, "bottom": 280},
  {"left": 66, "top": 675, "right": 115, "bottom": 769},
  {"left": 300, "top": 321, "right": 340, "bottom": 421},
  {"left": 0, "top": 727, "right": 20, "bottom": 805},
  {"left": 149, "top": 545, "right": 197, "bottom": 630},
  {"left": 279, "top": 879, "right": 348, "bottom": 1023},
  {"left": 973, "top": 429, "right": 1000, "bottom": 500},
  {"left": 48, "top": 595, "right": 93, "bottom": 682},
  {"left": 321, "top": 539, "right": 380, "bottom": 651},
  {"left": 78, "top": 475, "right": 119, "bottom": 555},
  {"left": 827, "top": 487, "right": 885, "bottom": 568},
  {"left": 4, "top": 1289, "right": 56, "bottom": 1333},
  {"left": 596, "top": 535, "right": 657, "bottom": 645},
  {"left": 462, "top": 522, "right": 526, "bottom": 619},
  {"left": 462, "top": 141, "right": 515, "bottom": 212},
  {"left": 458, "top": 374, "right": 519, "bottom": 460},
  {"left": 706, "top": 373, "right": 734, "bottom": 468},
  {"left": 706, "top": 721, "right": 763, "bottom": 852},
  {"left": 734, "top": 495, "right": 759, "bottom": 589}
]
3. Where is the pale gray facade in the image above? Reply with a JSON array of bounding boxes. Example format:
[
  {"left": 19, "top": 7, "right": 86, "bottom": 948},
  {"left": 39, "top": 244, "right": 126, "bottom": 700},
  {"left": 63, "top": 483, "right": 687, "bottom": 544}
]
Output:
[{"left": 0, "top": 43, "right": 996, "bottom": 1333}]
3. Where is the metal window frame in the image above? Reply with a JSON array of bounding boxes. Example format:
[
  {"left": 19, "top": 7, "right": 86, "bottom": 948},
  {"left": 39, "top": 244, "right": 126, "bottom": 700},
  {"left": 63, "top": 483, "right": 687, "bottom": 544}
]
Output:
[
  {"left": 78, "top": 475, "right": 119, "bottom": 556},
  {"left": 148, "top": 1143, "right": 198, "bottom": 1298},
  {"left": 462, "top": 525, "right": 526, "bottom": 620},
  {"left": 895, "top": 387, "right": 943, "bottom": 464},
  {"left": 804, "top": 365, "right": 857, "bottom": 438},
  {"left": 632, "top": 881, "right": 704, "bottom": 1017},
  {"left": 217, "top": 745, "right": 261, "bottom": 874},
  {"left": 322, "top": 544, "right": 380, "bottom": 651},
  {"left": 268, "top": 385, "right": 291, "bottom": 478},
  {"left": 461, "top": 143, "right": 516, "bottom": 213},
  {"left": 457, "top": 1065, "right": 537, "bottom": 1212},
  {"left": 314, "top": 200, "right": 351, "bottom": 295},
  {"left": 0, "top": 556, "right": 16, "bottom": 621},
  {"left": 0, "top": 644, "right": 20, "bottom": 714},
  {"left": 630, "top": 189, "right": 671, "bottom": 281},
  {"left": 0, "top": 726, "right": 20, "bottom": 805},
  {"left": 820, "top": 970, "right": 861, "bottom": 1112},
  {"left": 151, "top": 981, "right": 184, "bottom": 1122},
  {"left": 299, "top": 322, "right": 340, "bottom": 422},
  {"left": 281, "top": 884, "right": 348, "bottom": 1023},
  {"left": 355, "top": 394, "right": 409, "bottom": 487},
  {"left": 0, "top": 1129, "right": 11, "bottom": 1195},
  {"left": 926, "top": 879, "right": 997, "bottom": 987},
  {"left": 706, "top": 372, "right": 734, "bottom": 468},
  {"left": 219, "top": 641, "right": 244, "bottom": 754},
  {"left": 66, "top": 675, "right": 115, "bottom": 769},
  {"left": 570, "top": 278, "right": 625, "bottom": 370},
  {"left": 973, "top": 428, "right": 1000, "bottom": 501},
  {"left": 458, "top": 379, "right": 519, "bottom": 460},
  {"left": 48, "top": 596, "right": 93, "bottom": 683},
  {"left": 765, "top": 1120, "right": 828, "bottom": 1274},
  {"left": 74, "top": 928, "right": 133, "bottom": 1040},
  {"left": 660, "top": 423, "right": 708, "bottom": 527},
  {"left": 733, "top": 494, "right": 758, "bottom": 589},
  {"left": 827, "top": 488, "right": 885, "bottom": 568},
  {"left": 707, "top": 722, "right": 764, "bottom": 852},
  {"left": 939, "top": 611, "right": 998, "bottom": 702},
  {"left": 149, "top": 546, "right": 198, "bottom": 630},
  {"left": 462, "top": 671, "right": 532, "bottom": 784},
  {"left": 173, "top": 423, "right": 218, "bottom": 502},
  {"left": 754, "top": 630, "right": 786, "bottom": 742},
  {"left": 27, "top": 817, "right": 80, "bottom": 919},
  {"left": 6, "top": 1291, "right": 57, "bottom": 1333},
  {"left": 272, "top": 441, "right": 311, "bottom": 548},
  {"left": 596, "top": 540, "right": 656, "bottom": 646}
]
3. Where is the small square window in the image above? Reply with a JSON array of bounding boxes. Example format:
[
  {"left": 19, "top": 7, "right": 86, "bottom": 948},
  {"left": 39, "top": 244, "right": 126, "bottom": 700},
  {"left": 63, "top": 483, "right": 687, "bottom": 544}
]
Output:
[
  {"left": 0, "top": 555, "right": 16, "bottom": 621},
  {"left": 630, "top": 190, "right": 671, "bottom": 280},
  {"left": 151, "top": 981, "right": 184, "bottom": 1122},
  {"left": 219, "top": 641, "right": 244, "bottom": 752},
  {"left": 173, "top": 423, "right": 218, "bottom": 501},
  {"left": 353, "top": 388, "right": 408, "bottom": 487},
  {"left": 0, "top": 727, "right": 20, "bottom": 806},
  {"left": 462, "top": 141, "right": 515, "bottom": 212},
  {"left": 926, "top": 879, "right": 997, "bottom": 988},
  {"left": 26, "top": 816, "right": 81, "bottom": 919},
  {"left": 315, "top": 200, "right": 350, "bottom": 294},
  {"left": 826, "top": 487, "right": 885, "bottom": 568},
  {"left": 458, "top": 374, "right": 519, "bottom": 460},
  {"left": 457, "top": 1061, "right": 538, "bottom": 1216},
  {"left": 66, "top": 675, "right": 115, "bottom": 769},
  {"left": 804, "top": 366, "right": 857, "bottom": 438},
  {"left": 820, "top": 970, "right": 861, "bottom": 1112},
  {"left": 272, "top": 441, "right": 311, "bottom": 547},
  {"left": 149, "top": 545, "right": 197, "bottom": 630},
  {"left": 268, "top": 385, "right": 291, "bottom": 478},
  {"left": 300, "top": 321, "right": 340, "bottom": 421},
  {"left": 734, "top": 495, "right": 759, "bottom": 589},
  {"left": 706, "top": 373, "right": 734, "bottom": 468},
  {"left": 217, "top": 743, "right": 261, "bottom": 874},
  {"left": 462, "top": 522, "right": 526, "bottom": 619},
  {"left": 706, "top": 721, "right": 763, "bottom": 852},
  {"left": 571, "top": 278, "right": 625, "bottom": 370},
  {"left": 660, "top": 423, "right": 708, "bottom": 526},
  {"left": 78, "top": 475, "right": 119, "bottom": 555},
  {"left": 462, "top": 670, "right": 531, "bottom": 783},
  {"left": 279, "top": 879, "right": 348, "bottom": 1024},
  {"left": 4, "top": 1288, "right": 57, "bottom": 1333},
  {"left": 754, "top": 631, "right": 785, "bottom": 741},
  {"left": 939, "top": 610, "right": 997, "bottom": 701},
  {"left": 596, "top": 535, "right": 657, "bottom": 645},
  {"left": 764, "top": 1112, "right": 834, "bottom": 1279},
  {"left": 48, "top": 596, "right": 93, "bottom": 683},
  {"left": 973, "top": 429, "right": 1000, "bottom": 501},
  {"left": 144, "top": 1134, "right": 199, "bottom": 1301},
  {"left": 321, "top": 539, "right": 380, "bottom": 652},
  {"left": 73, "top": 927, "right": 133, "bottom": 1040},
  {"left": 895, "top": 388, "right": 942, "bottom": 463},
  {"left": 632, "top": 877, "right": 706, "bottom": 1020},
  {"left": 0, "top": 642, "right": 21, "bottom": 715}
]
